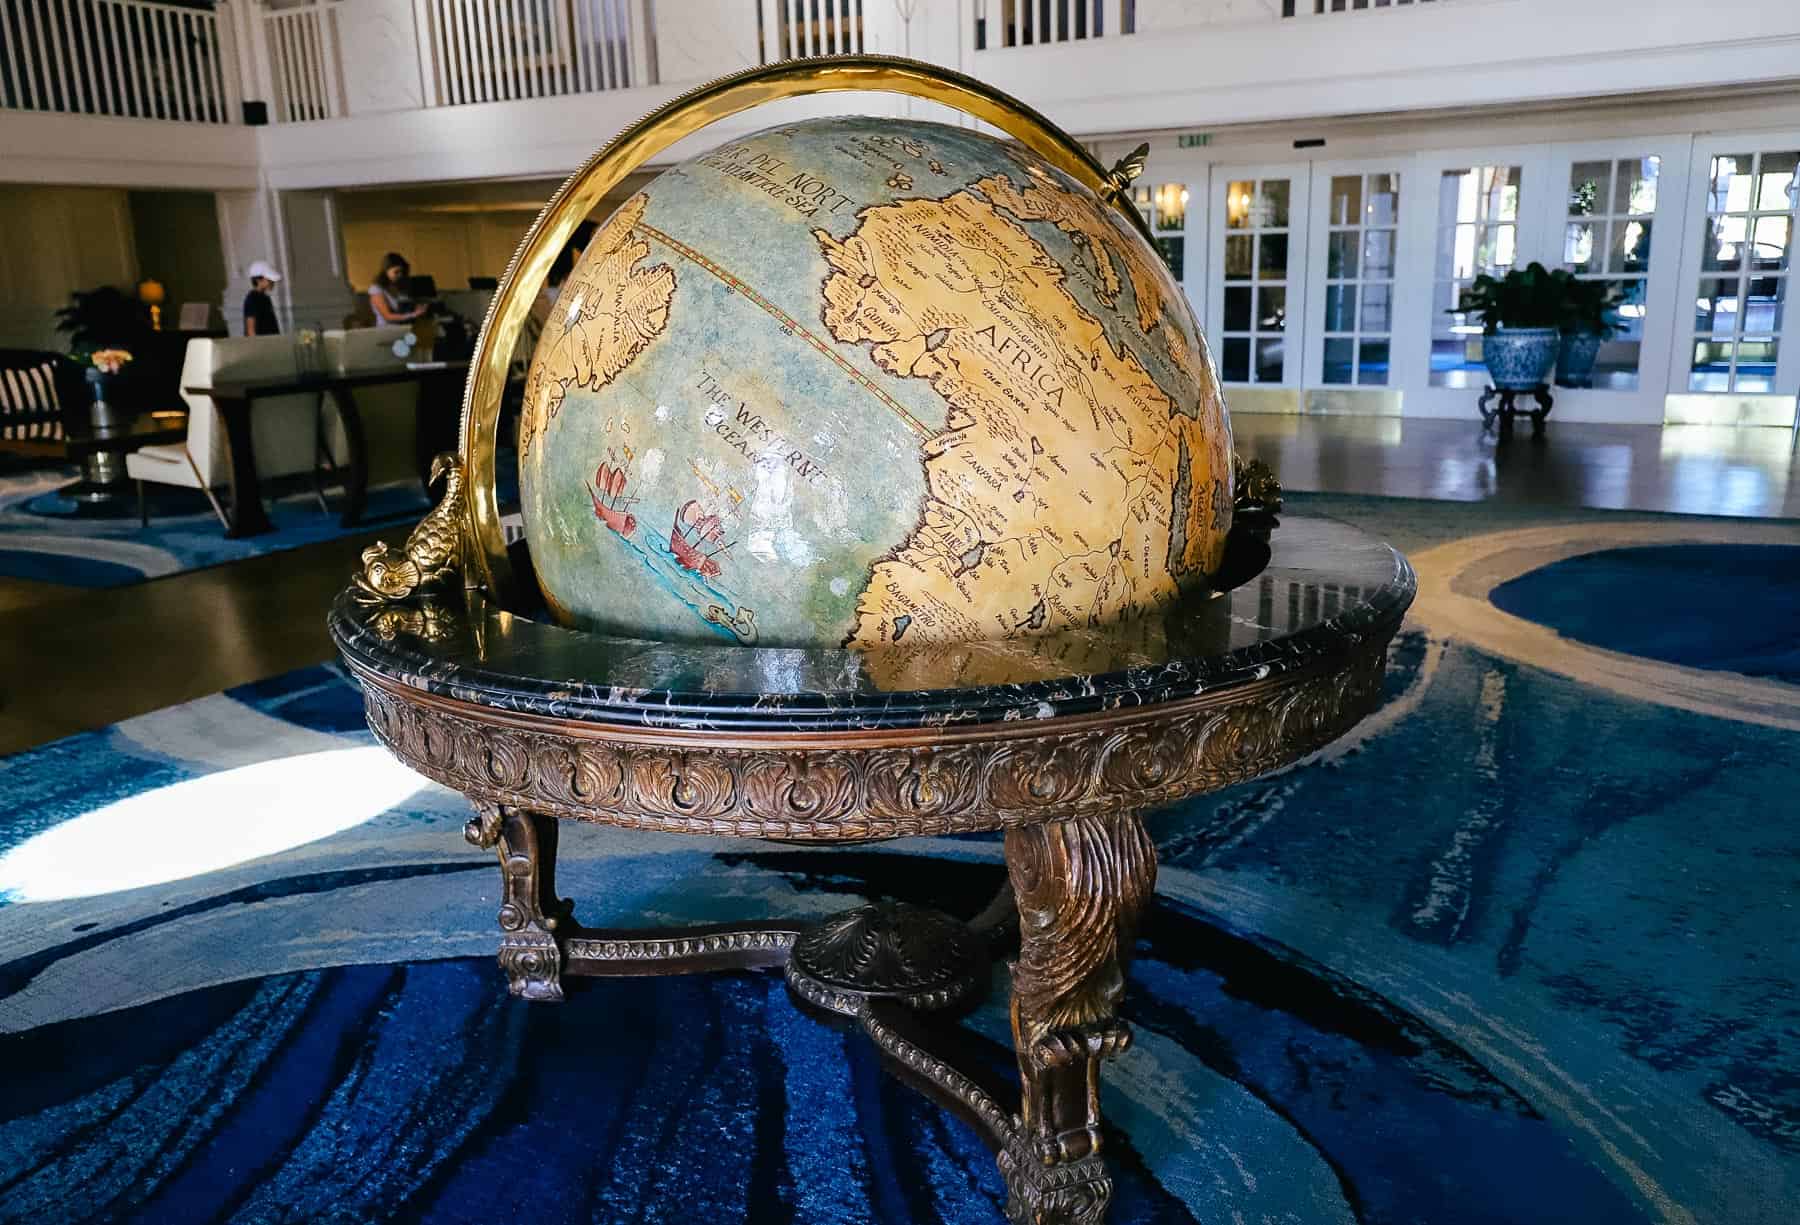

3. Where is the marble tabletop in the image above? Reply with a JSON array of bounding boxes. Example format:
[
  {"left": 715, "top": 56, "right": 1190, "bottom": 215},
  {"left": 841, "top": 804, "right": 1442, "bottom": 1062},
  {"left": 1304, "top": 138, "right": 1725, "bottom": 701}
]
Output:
[{"left": 329, "top": 515, "right": 1414, "bottom": 732}]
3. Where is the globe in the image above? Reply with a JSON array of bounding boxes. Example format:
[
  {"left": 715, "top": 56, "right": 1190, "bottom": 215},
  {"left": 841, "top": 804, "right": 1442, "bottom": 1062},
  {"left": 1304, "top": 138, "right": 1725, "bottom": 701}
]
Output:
[{"left": 519, "top": 115, "right": 1233, "bottom": 652}]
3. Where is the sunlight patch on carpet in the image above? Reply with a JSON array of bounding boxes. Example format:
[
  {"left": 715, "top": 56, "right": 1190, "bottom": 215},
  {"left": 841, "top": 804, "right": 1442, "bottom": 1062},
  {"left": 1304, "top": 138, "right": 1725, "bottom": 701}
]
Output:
[{"left": 0, "top": 746, "right": 429, "bottom": 902}]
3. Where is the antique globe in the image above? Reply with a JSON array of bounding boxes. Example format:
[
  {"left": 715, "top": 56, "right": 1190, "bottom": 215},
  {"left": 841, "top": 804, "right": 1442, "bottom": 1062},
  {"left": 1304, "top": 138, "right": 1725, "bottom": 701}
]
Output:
[{"left": 518, "top": 114, "right": 1233, "bottom": 650}]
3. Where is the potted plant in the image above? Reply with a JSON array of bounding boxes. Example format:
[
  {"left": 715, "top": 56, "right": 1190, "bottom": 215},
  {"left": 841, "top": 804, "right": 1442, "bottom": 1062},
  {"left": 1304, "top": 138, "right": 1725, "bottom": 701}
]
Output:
[
  {"left": 55, "top": 285, "right": 152, "bottom": 429},
  {"left": 1452, "top": 262, "right": 1565, "bottom": 390},
  {"left": 1556, "top": 278, "right": 1624, "bottom": 388}
]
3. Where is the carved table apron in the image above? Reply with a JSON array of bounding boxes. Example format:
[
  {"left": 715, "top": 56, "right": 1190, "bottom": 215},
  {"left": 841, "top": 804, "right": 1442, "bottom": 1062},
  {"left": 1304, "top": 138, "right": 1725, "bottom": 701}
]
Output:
[{"left": 331, "top": 515, "right": 1414, "bottom": 1225}]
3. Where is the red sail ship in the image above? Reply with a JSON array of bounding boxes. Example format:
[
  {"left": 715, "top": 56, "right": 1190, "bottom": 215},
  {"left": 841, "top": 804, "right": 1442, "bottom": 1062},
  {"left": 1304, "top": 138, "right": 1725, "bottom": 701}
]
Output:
[
  {"left": 670, "top": 499, "right": 729, "bottom": 579},
  {"left": 588, "top": 460, "right": 637, "bottom": 536}
]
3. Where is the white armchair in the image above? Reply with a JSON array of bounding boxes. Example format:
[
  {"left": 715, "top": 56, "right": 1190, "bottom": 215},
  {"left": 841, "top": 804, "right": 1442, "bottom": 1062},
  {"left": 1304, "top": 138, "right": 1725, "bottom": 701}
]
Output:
[{"left": 126, "top": 337, "right": 346, "bottom": 527}]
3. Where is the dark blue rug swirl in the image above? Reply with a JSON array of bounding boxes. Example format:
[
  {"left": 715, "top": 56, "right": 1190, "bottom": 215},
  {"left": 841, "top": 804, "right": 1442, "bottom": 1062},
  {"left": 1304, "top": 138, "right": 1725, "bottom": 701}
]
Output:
[{"left": 1489, "top": 544, "right": 1800, "bottom": 683}]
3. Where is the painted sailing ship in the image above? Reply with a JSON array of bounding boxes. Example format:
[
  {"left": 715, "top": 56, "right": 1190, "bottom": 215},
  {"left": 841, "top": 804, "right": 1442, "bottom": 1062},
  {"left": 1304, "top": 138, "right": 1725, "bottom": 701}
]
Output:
[
  {"left": 587, "top": 452, "right": 638, "bottom": 536},
  {"left": 670, "top": 498, "right": 731, "bottom": 579}
]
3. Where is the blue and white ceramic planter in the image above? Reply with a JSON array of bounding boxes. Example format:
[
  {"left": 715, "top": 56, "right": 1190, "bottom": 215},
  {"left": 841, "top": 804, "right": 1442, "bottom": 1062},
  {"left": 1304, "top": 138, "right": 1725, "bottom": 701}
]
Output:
[
  {"left": 1482, "top": 327, "right": 1560, "bottom": 390},
  {"left": 1556, "top": 332, "right": 1603, "bottom": 387}
]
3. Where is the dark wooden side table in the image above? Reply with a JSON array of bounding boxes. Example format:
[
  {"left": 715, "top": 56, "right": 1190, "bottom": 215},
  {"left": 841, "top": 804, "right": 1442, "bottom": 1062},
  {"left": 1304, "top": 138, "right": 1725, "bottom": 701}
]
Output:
[
  {"left": 1477, "top": 382, "right": 1555, "bottom": 438},
  {"left": 185, "top": 361, "right": 467, "bottom": 537},
  {"left": 59, "top": 411, "right": 188, "bottom": 510},
  {"left": 330, "top": 516, "right": 1413, "bottom": 1225}
]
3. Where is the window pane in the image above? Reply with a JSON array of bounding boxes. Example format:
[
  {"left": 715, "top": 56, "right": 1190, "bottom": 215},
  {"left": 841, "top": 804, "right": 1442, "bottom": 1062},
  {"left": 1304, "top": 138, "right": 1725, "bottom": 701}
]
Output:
[
  {"left": 1259, "top": 180, "right": 1291, "bottom": 229},
  {"left": 1328, "top": 231, "right": 1358, "bottom": 278},
  {"left": 1565, "top": 223, "right": 1597, "bottom": 272},
  {"left": 1257, "top": 286, "right": 1287, "bottom": 330},
  {"left": 1362, "top": 229, "right": 1396, "bottom": 279},
  {"left": 1751, "top": 215, "right": 1791, "bottom": 271},
  {"left": 1569, "top": 161, "right": 1608, "bottom": 216},
  {"left": 1703, "top": 217, "right": 1745, "bottom": 272},
  {"left": 1610, "top": 278, "right": 1648, "bottom": 343},
  {"left": 1329, "top": 175, "right": 1362, "bottom": 227},
  {"left": 1736, "top": 337, "right": 1778, "bottom": 392},
  {"left": 1691, "top": 338, "right": 1734, "bottom": 387},
  {"left": 1224, "top": 286, "right": 1253, "bottom": 332},
  {"left": 1757, "top": 152, "right": 1799, "bottom": 211},
  {"left": 1258, "top": 233, "right": 1289, "bottom": 277},
  {"left": 1745, "top": 278, "right": 1785, "bottom": 335},
  {"left": 1357, "top": 340, "right": 1390, "bottom": 385},
  {"left": 1487, "top": 224, "right": 1517, "bottom": 272},
  {"left": 1617, "top": 156, "right": 1660, "bottom": 215},
  {"left": 1323, "top": 337, "right": 1354, "bottom": 384},
  {"left": 1154, "top": 183, "right": 1188, "bottom": 232},
  {"left": 1494, "top": 177, "right": 1521, "bottom": 222},
  {"left": 1155, "top": 235, "right": 1184, "bottom": 280},
  {"left": 1712, "top": 155, "right": 1754, "bottom": 211},
  {"left": 1323, "top": 285, "right": 1356, "bottom": 332},
  {"left": 1255, "top": 337, "right": 1284, "bottom": 382},
  {"left": 1367, "top": 173, "right": 1399, "bottom": 226},
  {"left": 1223, "top": 337, "right": 1251, "bottom": 382},
  {"left": 1225, "top": 234, "right": 1253, "bottom": 280},
  {"left": 1361, "top": 284, "right": 1392, "bottom": 332},
  {"left": 1611, "top": 219, "right": 1651, "bottom": 273},
  {"left": 1226, "top": 181, "right": 1254, "bottom": 229},
  {"left": 1695, "top": 278, "right": 1739, "bottom": 335}
]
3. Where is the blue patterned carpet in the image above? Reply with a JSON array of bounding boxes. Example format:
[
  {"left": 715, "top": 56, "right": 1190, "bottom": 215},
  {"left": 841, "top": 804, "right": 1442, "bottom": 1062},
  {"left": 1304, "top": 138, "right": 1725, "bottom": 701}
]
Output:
[
  {"left": 1491, "top": 544, "right": 1800, "bottom": 683},
  {"left": 0, "top": 464, "right": 431, "bottom": 588},
  {"left": 1, "top": 498, "right": 1796, "bottom": 1223}
]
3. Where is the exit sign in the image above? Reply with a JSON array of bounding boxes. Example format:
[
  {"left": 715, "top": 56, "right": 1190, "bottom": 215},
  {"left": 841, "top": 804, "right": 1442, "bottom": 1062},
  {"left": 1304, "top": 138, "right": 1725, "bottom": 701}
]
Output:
[{"left": 1178, "top": 133, "right": 1211, "bottom": 148}]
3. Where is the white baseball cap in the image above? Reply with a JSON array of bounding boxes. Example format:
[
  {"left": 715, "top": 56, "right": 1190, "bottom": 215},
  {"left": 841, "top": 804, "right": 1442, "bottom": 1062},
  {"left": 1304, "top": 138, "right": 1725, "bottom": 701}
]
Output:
[{"left": 247, "top": 259, "right": 283, "bottom": 282}]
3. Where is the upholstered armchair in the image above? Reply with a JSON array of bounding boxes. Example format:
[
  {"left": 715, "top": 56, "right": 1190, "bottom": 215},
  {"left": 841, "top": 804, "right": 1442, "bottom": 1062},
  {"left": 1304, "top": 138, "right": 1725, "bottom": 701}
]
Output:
[{"left": 126, "top": 337, "right": 347, "bottom": 527}]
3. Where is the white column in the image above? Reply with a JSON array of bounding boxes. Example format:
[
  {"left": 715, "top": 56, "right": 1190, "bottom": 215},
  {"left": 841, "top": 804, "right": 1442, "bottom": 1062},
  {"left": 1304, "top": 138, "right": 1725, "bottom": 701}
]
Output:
[
  {"left": 216, "top": 185, "right": 283, "bottom": 334},
  {"left": 278, "top": 189, "right": 354, "bottom": 335}
]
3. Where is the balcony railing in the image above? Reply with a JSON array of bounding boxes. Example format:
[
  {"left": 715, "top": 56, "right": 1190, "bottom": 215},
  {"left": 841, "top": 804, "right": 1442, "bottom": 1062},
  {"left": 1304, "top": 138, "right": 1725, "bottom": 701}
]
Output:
[
  {"left": 418, "top": 0, "right": 650, "bottom": 108},
  {"left": 1, "top": 0, "right": 238, "bottom": 123},
  {"left": 264, "top": 0, "right": 334, "bottom": 121},
  {"left": 0, "top": 0, "right": 1452, "bottom": 129}
]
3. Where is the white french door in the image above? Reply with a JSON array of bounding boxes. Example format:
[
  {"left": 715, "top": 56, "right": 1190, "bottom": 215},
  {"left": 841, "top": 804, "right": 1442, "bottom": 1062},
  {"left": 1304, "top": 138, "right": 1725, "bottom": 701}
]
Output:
[
  {"left": 1505, "top": 136, "right": 1692, "bottom": 425},
  {"left": 1668, "top": 132, "right": 1800, "bottom": 412},
  {"left": 1206, "top": 163, "right": 1312, "bottom": 390},
  {"left": 1299, "top": 159, "right": 1413, "bottom": 396}
]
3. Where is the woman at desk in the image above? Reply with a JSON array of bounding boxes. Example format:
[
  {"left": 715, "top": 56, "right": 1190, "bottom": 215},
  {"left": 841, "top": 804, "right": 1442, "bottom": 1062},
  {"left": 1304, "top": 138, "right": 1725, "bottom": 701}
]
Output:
[{"left": 368, "top": 252, "right": 428, "bottom": 324}]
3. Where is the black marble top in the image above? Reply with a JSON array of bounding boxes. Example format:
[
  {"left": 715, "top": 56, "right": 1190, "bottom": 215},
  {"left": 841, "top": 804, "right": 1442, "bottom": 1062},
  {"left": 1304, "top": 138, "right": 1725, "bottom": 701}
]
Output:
[{"left": 329, "top": 516, "right": 1414, "bottom": 732}]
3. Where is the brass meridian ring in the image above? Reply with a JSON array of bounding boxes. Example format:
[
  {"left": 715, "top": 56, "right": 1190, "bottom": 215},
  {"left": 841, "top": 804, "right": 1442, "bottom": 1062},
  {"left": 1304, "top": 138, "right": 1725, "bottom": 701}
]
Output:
[{"left": 458, "top": 54, "right": 1158, "bottom": 609}]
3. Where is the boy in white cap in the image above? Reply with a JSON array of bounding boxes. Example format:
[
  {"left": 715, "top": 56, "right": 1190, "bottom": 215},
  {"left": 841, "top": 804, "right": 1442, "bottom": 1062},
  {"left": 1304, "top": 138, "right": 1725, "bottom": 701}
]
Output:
[{"left": 244, "top": 260, "right": 282, "bottom": 336}]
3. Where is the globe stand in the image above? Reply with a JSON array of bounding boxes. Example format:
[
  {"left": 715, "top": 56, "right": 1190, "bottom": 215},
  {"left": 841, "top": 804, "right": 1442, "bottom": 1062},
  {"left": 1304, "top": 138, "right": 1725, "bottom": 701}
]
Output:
[{"left": 333, "top": 514, "right": 1413, "bottom": 1225}]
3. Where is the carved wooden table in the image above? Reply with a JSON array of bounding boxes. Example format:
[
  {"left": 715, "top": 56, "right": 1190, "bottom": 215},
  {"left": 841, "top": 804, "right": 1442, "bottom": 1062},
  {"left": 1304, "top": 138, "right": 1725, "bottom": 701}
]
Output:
[{"left": 330, "top": 515, "right": 1413, "bottom": 1224}]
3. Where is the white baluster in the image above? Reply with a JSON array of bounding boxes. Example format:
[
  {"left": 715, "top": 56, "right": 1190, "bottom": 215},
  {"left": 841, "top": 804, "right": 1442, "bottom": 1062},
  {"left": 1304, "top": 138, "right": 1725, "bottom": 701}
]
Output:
[
  {"left": 450, "top": 0, "right": 473, "bottom": 105},
  {"left": 25, "top": 0, "right": 57, "bottom": 110},
  {"left": 275, "top": 14, "right": 296, "bottom": 120},
  {"left": 626, "top": 0, "right": 649, "bottom": 87},
  {"left": 107, "top": 2, "right": 136, "bottom": 116},
  {"left": 57, "top": 0, "right": 89, "bottom": 111},
  {"left": 1, "top": 4, "right": 30, "bottom": 111},
  {"left": 471, "top": 0, "right": 494, "bottom": 102},
  {"left": 46, "top": 0, "right": 72, "bottom": 110},
  {"left": 529, "top": 0, "right": 548, "bottom": 98},
  {"left": 499, "top": 0, "right": 518, "bottom": 99},
  {"left": 602, "top": 0, "right": 619, "bottom": 89},
  {"left": 83, "top": 0, "right": 113, "bottom": 113}
]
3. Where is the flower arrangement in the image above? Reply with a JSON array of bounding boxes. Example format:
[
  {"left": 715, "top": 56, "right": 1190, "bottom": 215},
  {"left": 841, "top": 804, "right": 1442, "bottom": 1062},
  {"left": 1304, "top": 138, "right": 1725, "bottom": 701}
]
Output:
[{"left": 90, "top": 349, "right": 134, "bottom": 375}]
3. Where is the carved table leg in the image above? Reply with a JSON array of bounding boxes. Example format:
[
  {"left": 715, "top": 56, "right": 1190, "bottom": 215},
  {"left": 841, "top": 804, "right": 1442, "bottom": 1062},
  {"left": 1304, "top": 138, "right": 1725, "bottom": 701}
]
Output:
[
  {"left": 466, "top": 801, "right": 569, "bottom": 1002},
  {"left": 998, "top": 809, "right": 1156, "bottom": 1225}
]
